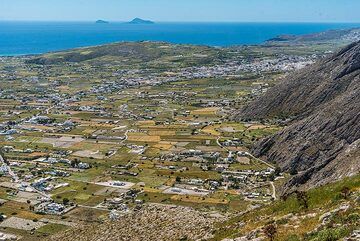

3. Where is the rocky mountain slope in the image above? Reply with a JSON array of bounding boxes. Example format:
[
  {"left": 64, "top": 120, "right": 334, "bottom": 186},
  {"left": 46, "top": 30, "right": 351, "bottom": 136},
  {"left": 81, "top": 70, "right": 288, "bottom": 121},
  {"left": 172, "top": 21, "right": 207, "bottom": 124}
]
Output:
[
  {"left": 235, "top": 41, "right": 360, "bottom": 191},
  {"left": 47, "top": 204, "right": 224, "bottom": 241}
]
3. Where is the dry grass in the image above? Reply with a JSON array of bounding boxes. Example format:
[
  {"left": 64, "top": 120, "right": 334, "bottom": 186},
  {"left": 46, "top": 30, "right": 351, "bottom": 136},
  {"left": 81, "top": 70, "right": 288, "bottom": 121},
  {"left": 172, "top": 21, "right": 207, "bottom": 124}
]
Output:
[
  {"left": 191, "top": 107, "right": 219, "bottom": 115},
  {"left": 153, "top": 142, "right": 173, "bottom": 150},
  {"left": 136, "top": 120, "right": 156, "bottom": 126},
  {"left": 171, "top": 195, "right": 228, "bottom": 204},
  {"left": 246, "top": 124, "right": 268, "bottom": 130},
  {"left": 202, "top": 124, "right": 221, "bottom": 136},
  {"left": 28, "top": 152, "right": 48, "bottom": 157},
  {"left": 148, "top": 130, "right": 176, "bottom": 136},
  {"left": 0, "top": 201, "right": 43, "bottom": 220},
  {"left": 127, "top": 134, "right": 161, "bottom": 143}
]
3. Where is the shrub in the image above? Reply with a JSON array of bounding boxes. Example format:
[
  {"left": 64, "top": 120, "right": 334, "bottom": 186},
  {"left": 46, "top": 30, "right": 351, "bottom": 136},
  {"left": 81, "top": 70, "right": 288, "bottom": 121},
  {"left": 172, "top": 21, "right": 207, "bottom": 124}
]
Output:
[
  {"left": 346, "top": 213, "right": 360, "bottom": 224},
  {"left": 289, "top": 168, "right": 298, "bottom": 175},
  {"left": 285, "top": 234, "right": 300, "bottom": 241},
  {"left": 63, "top": 198, "right": 70, "bottom": 205},
  {"left": 263, "top": 223, "right": 277, "bottom": 241},
  {"left": 309, "top": 227, "right": 350, "bottom": 241}
]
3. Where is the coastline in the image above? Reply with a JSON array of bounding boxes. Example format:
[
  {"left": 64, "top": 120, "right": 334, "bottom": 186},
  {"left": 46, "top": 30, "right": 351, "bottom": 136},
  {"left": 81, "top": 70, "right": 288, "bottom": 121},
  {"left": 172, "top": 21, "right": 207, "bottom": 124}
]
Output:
[{"left": 0, "top": 22, "right": 360, "bottom": 56}]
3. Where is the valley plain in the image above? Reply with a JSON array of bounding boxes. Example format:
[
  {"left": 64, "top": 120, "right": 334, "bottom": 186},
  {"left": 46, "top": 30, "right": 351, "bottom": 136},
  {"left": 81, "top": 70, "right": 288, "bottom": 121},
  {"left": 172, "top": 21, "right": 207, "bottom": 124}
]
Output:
[{"left": 0, "top": 29, "right": 359, "bottom": 240}]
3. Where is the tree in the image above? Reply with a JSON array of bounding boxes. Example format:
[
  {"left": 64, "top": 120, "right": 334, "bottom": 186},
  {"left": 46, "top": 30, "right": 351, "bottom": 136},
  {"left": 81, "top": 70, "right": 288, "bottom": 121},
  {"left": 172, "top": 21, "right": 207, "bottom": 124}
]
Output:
[
  {"left": 263, "top": 223, "right": 277, "bottom": 241},
  {"left": 296, "top": 191, "right": 309, "bottom": 209},
  {"left": 340, "top": 186, "right": 350, "bottom": 199},
  {"left": 63, "top": 198, "right": 70, "bottom": 205},
  {"left": 274, "top": 166, "right": 281, "bottom": 176},
  {"left": 281, "top": 193, "right": 290, "bottom": 201},
  {"left": 289, "top": 168, "right": 298, "bottom": 176},
  {"left": 268, "top": 172, "right": 275, "bottom": 181},
  {"left": 70, "top": 159, "right": 80, "bottom": 168}
]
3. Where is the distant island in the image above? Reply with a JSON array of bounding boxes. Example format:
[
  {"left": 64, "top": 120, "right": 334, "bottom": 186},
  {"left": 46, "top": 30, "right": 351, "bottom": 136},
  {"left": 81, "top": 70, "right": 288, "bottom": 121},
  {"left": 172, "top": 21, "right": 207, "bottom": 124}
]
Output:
[
  {"left": 127, "top": 18, "right": 154, "bottom": 24},
  {"left": 96, "top": 20, "right": 109, "bottom": 24}
]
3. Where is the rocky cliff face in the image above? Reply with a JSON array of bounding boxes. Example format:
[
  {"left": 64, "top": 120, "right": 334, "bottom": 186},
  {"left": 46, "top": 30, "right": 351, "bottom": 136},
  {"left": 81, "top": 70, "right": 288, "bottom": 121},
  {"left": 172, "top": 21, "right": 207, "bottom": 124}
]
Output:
[{"left": 235, "top": 41, "right": 360, "bottom": 192}]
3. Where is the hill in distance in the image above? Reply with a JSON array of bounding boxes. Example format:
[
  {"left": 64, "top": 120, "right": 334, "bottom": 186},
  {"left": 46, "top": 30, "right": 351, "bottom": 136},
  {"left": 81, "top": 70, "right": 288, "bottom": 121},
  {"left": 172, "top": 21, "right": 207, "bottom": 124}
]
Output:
[
  {"left": 95, "top": 20, "right": 109, "bottom": 24},
  {"left": 25, "top": 41, "right": 225, "bottom": 67},
  {"left": 235, "top": 41, "right": 360, "bottom": 192},
  {"left": 128, "top": 18, "right": 154, "bottom": 24}
]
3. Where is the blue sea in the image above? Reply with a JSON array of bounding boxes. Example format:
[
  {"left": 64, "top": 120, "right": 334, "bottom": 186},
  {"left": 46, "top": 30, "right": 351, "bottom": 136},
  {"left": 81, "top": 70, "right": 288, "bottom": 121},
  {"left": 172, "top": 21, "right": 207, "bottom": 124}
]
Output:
[{"left": 0, "top": 22, "right": 360, "bottom": 56}]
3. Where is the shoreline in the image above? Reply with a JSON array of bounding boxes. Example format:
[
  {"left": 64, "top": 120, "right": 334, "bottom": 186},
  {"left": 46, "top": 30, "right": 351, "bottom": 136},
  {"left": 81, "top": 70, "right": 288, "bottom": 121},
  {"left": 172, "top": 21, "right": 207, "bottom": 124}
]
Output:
[{"left": 1, "top": 22, "right": 360, "bottom": 56}]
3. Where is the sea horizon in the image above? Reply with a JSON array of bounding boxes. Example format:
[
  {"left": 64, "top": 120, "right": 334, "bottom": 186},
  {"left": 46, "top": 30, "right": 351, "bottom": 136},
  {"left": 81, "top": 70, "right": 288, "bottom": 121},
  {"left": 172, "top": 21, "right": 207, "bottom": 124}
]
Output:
[
  {"left": 1, "top": 21, "right": 360, "bottom": 56},
  {"left": 1, "top": 20, "right": 360, "bottom": 23}
]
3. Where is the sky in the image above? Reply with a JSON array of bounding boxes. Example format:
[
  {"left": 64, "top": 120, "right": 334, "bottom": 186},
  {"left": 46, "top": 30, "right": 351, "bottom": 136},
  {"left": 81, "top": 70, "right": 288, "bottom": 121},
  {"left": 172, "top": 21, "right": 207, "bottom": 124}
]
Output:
[{"left": 0, "top": 0, "right": 359, "bottom": 22}]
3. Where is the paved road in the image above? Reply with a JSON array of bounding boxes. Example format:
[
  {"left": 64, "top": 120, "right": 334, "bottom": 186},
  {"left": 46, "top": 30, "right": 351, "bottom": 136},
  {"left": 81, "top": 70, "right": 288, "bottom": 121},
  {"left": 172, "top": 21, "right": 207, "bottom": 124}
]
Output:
[
  {"left": 124, "top": 129, "right": 130, "bottom": 142},
  {"left": 216, "top": 135, "right": 277, "bottom": 200},
  {"left": 270, "top": 181, "right": 277, "bottom": 200},
  {"left": 78, "top": 204, "right": 109, "bottom": 211},
  {"left": 244, "top": 152, "right": 275, "bottom": 169},
  {"left": 216, "top": 136, "right": 275, "bottom": 169}
]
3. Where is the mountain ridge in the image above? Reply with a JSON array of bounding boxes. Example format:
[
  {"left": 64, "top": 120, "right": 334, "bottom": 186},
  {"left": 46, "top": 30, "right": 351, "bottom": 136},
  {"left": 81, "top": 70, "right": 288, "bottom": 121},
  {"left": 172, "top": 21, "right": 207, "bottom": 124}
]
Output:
[{"left": 234, "top": 41, "right": 360, "bottom": 192}]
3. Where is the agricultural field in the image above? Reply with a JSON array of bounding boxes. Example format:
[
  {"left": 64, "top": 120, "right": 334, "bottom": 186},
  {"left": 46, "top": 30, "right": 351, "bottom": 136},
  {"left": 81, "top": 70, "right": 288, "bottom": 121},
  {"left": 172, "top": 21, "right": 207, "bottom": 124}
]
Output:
[{"left": 0, "top": 41, "right": 347, "bottom": 240}]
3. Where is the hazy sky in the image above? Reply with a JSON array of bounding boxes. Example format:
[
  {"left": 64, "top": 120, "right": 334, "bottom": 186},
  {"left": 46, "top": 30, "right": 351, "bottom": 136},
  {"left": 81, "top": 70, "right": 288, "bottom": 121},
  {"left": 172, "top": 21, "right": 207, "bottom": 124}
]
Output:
[{"left": 0, "top": 0, "right": 359, "bottom": 22}]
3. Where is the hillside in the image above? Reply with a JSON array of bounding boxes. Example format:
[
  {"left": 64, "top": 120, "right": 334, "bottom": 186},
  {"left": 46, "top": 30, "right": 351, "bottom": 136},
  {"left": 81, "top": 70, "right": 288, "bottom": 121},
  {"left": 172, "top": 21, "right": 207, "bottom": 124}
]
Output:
[
  {"left": 212, "top": 175, "right": 360, "bottom": 240},
  {"left": 47, "top": 175, "right": 360, "bottom": 241},
  {"left": 47, "top": 203, "right": 224, "bottom": 241},
  {"left": 235, "top": 41, "right": 360, "bottom": 191},
  {"left": 26, "top": 41, "right": 225, "bottom": 66}
]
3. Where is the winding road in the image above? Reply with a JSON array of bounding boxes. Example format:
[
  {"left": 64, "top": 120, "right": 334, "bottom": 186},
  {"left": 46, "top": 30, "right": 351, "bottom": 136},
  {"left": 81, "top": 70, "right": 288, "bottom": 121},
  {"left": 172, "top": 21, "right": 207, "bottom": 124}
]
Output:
[
  {"left": 216, "top": 135, "right": 277, "bottom": 200},
  {"left": 270, "top": 181, "right": 277, "bottom": 200}
]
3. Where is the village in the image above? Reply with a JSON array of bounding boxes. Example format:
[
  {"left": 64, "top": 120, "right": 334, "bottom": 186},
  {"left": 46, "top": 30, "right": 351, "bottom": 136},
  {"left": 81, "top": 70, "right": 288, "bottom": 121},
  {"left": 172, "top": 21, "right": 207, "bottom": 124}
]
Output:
[{"left": 0, "top": 42, "right": 323, "bottom": 240}]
